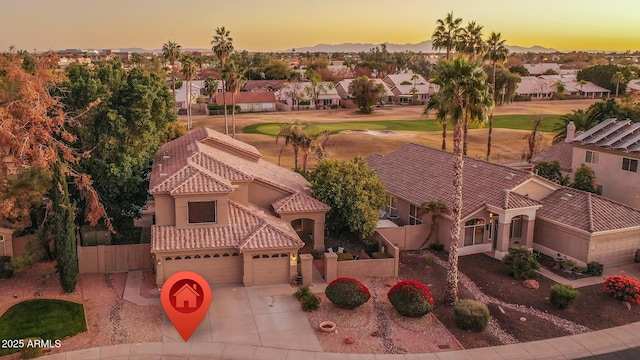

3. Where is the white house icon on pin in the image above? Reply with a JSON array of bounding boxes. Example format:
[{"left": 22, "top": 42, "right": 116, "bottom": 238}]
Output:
[{"left": 172, "top": 283, "right": 200, "bottom": 308}]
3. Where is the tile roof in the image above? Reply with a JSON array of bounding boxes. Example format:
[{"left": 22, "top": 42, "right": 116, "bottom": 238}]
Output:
[
  {"left": 170, "top": 171, "right": 234, "bottom": 195},
  {"left": 271, "top": 191, "right": 331, "bottom": 214},
  {"left": 335, "top": 78, "right": 395, "bottom": 98},
  {"left": 242, "top": 80, "right": 286, "bottom": 92},
  {"left": 530, "top": 141, "right": 574, "bottom": 172},
  {"left": 571, "top": 118, "right": 640, "bottom": 153},
  {"left": 537, "top": 188, "right": 640, "bottom": 232},
  {"left": 365, "top": 143, "right": 535, "bottom": 218},
  {"left": 383, "top": 72, "right": 428, "bottom": 87},
  {"left": 214, "top": 91, "right": 277, "bottom": 104},
  {"left": 502, "top": 190, "right": 541, "bottom": 210},
  {"left": 151, "top": 201, "right": 304, "bottom": 252}
]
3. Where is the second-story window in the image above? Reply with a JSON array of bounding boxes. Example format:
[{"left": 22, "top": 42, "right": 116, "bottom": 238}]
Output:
[
  {"left": 188, "top": 201, "right": 217, "bottom": 224},
  {"left": 585, "top": 151, "right": 599, "bottom": 164},
  {"left": 622, "top": 158, "right": 638, "bottom": 173}
]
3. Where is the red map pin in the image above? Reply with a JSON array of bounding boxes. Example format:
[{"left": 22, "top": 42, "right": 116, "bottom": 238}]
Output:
[{"left": 161, "top": 271, "right": 212, "bottom": 341}]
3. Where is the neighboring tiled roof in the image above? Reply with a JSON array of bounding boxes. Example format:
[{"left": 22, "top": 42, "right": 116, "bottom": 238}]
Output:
[
  {"left": 271, "top": 191, "right": 331, "bottom": 214},
  {"left": 190, "top": 152, "right": 253, "bottom": 182},
  {"left": 214, "top": 92, "right": 276, "bottom": 104},
  {"left": 392, "top": 84, "right": 436, "bottom": 96},
  {"left": 242, "top": 80, "right": 286, "bottom": 92},
  {"left": 383, "top": 72, "right": 428, "bottom": 87},
  {"left": 335, "top": 79, "right": 395, "bottom": 98},
  {"left": 502, "top": 190, "right": 541, "bottom": 210},
  {"left": 151, "top": 201, "right": 303, "bottom": 252},
  {"left": 572, "top": 118, "right": 640, "bottom": 153},
  {"left": 170, "top": 172, "right": 234, "bottom": 195},
  {"left": 530, "top": 141, "right": 574, "bottom": 172},
  {"left": 365, "top": 143, "right": 535, "bottom": 218},
  {"left": 538, "top": 188, "right": 640, "bottom": 232}
]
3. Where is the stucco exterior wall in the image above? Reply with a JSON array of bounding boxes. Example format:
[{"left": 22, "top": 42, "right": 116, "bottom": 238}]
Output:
[
  {"left": 572, "top": 145, "right": 640, "bottom": 209},
  {"left": 533, "top": 218, "right": 591, "bottom": 265},
  {"left": 589, "top": 228, "right": 640, "bottom": 267},
  {"left": 248, "top": 181, "right": 289, "bottom": 209},
  {"left": 512, "top": 178, "right": 558, "bottom": 201},
  {"left": 174, "top": 193, "right": 229, "bottom": 229},
  {"left": 376, "top": 224, "right": 429, "bottom": 250},
  {"left": 154, "top": 195, "right": 175, "bottom": 226},
  {"left": 228, "top": 182, "right": 249, "bottom": 205}
]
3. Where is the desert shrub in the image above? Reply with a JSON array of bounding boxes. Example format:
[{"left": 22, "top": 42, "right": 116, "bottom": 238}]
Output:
[
  {"left": 330, "top": 104, "right": 339, "bottom": 109},
  {"left": 294, "top": 286, "right": 312, "bottom": 300},
  {"left": 0, "top": 256, "right": 14, "bottom": 279},
  {"left": 604, "top": 273, "right": 640, "bottom": 304},
  {"left": 429, "top": 243, "right": 444, "bottom": 251},
  {"left": 561, "top": 259, "right": 576, "bottom": 271},
  {"left": 310, "top": 249, "right": 322, "bottom": 260},
  {"left": 20, "top": 338, "right": 43, "bottom": 359},
  {"left": 550, "top": 284, "right": 580, "bottom": 309},
  {"left": 364, "top": 240, "right": 379, "bottom": 257},
  {"left": 574, "top": 266, "right": 588, "bottom": 274},
  {"left": 588, "top": 261, "right": 604, "bottom": 276},
  {"left": 502, "top": 247, "right": 540, "bottom": 280},
  {"left": 453, "top": 299, "right": 490, "bottom": 332},
  {"left": 387, "top": 280, "right": 435, "bottom": 318},
  {"left": 300, "top": 293, "right": 319, "bottom": 312},
  {"left": 372, "top": 252, "right": 392, "bottom": 259},
  {"left": 424, "top": 255, "right": 436, "bottom": 266},
  {"left": 337, "top": 253, "right": 354, "bottom": 261},
  {"left": 325, "top": 277, "right": 371, "bottom": 309}
]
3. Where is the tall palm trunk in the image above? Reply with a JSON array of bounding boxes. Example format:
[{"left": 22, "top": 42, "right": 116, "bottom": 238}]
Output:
[
  {"left": 186, "top": 79, "right": 192, "bottom": 129},
  {"left": 441, "top": 122, "right": 447, "bottom": 151},
  {"left": 487, "top": 62, "right": 497, "bottom": 161},
  {"left": 445, "top": 122, "right": 464, "bottom": 305},
  {"left": 222, "top": 79, "right": 229, "bottom": 135},
  {"left": 463, "top": 108, "right": 469, "bottom": 156},
  {"left": 293, "top": 145, "right": 299, "bottom": 172},
  {"left": 171, "top": 64, "right": 176, "bottom": 96},
  {"left": 231, "top": 91, "right": 236, "bottom": 138}
]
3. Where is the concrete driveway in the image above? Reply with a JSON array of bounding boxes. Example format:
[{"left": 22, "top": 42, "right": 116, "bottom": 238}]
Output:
[{"left": 162, "top": 283, "right": 322, "bottom": 352}]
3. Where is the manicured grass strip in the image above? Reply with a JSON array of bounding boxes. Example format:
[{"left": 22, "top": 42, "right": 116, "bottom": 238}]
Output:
[
  {"left": 0, "top": 299, "right": 87, "bottom": 356},
  {"left": 242, "top": 114, "right": 561, "bottom": 136}
]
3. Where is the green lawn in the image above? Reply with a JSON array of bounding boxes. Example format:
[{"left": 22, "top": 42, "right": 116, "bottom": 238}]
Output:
[
  {"left": 0, "top": 299, "right": 87, "bottom": 356},
  {"left": 242, "top": 114, "right": 562, "bottom": 136}
]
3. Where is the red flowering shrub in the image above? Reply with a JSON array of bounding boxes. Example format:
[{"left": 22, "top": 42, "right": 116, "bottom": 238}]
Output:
[
  {"left": 603, "top": 272, "right": 640, "bottom": 304},
  {"left": 387, "top": 280, "right": 435, "bottom": 318},
  {"left": 325, "top": 277, "right": 371, "bottom": 309}
]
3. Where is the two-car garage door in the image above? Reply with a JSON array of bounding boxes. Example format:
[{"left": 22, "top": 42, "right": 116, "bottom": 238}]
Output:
[{"left": 162, "top": 252, "right": 243, "bottom": 284}]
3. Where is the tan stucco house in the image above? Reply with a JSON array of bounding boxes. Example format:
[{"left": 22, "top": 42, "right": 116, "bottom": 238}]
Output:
[
  {"left": 148, "top": 128, "right": 329, "bottom": 286},
  {"left": 367, "top": 143, "right": 640, "bottom": 268}
]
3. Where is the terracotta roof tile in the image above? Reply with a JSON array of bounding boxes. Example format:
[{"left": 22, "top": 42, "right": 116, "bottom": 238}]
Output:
[
  {"left": 537, "top": 188, "right": 640, "bottom": 232},
  {"left": 271, "top": 192, "right": 331, "bottom": 214},
  {"left": 151, "top": 201, "right": 303, "bottom": 252},
  {"left": 531, "top": 141, "right": 574, "bottom": 172},
  {"left": 503, "top": 190, "right": 541, "bottom": 210},
  {"left": 366, "top": 143, "right": 534, "bottom": 217},
  {"left": 190, "top": 152, "right": 253, "bottom": 182},
  {"left": 170, "top": 172, "right": 233, "bottom": 195}
]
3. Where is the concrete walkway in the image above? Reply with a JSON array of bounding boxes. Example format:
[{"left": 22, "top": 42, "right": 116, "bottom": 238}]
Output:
[{"left": 122, "top": 271, "right": 160, "bottom": 306}]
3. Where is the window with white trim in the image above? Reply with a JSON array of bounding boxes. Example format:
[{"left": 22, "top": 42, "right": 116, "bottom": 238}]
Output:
[
  {"left": 385, "top": 195, "right": 398, "bottom": 217},
  {"left": 585, "top": 151, "right": 599, "bottom": 164},
  {"left": 622, "top": 158, "right": 638, "bottom": 173},
  {"left": 510, "top": 216, "right": 523, "bottom": 239},
  {"left": 464, "top": 218, "right": 486, "bottom": 246},
  {"left": 409, "top": 204, "right": 422, "bottom": 225},
  {"left": 188, "top": 201, "right": 217, "bottom": 224}
]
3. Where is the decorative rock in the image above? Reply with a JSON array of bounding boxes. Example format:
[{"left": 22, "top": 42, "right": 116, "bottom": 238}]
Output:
[
  {"left": 498, "top": 305, "right": 506, "bottom": 314},
  {"left": 622, "top": 301, "right": 632, "bottom": 310},
  {"left": 522, "top": 280, "right": 540, "bottom": 290},
  {"left": 520, "top": 317, "right": 527, "bottom": 322},
  {"left": 344, "top": 337, "right": 355, "bottom": 344}
]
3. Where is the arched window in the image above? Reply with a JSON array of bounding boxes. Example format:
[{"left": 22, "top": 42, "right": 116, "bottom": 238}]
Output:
[{"left": 464, "top": 218, "right": 485, "bottom": 246}]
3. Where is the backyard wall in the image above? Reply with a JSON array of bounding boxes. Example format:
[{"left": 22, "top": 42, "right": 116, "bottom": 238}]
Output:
[
  {"left": 78, "top": 242, "right": 153, "bottom": 273},
  {"left": 533, "top": 219, "right": 590, "bottom": 266},
  {"left": 377, "top": 224, "right": 429, "bottom": 250}
]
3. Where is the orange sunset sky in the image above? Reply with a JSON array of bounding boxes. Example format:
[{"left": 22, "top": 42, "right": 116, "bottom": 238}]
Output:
[{"left": 2, "top": 0, "right": 639, "bottom": 52}]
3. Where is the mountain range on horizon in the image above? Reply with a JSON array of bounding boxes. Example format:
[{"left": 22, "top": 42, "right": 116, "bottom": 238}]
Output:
[{"left": 74, "top": 40, "right": 561, "bottom": 54}]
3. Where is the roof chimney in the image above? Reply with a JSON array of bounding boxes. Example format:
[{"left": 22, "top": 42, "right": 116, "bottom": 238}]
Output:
[{"left": 565, "top": 121, "right": 576, "bottom": 142}]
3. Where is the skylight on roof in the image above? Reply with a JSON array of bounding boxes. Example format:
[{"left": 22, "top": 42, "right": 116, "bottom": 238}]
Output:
[{"left": 561, "top": 193, "right": 574, "bottom": 201}]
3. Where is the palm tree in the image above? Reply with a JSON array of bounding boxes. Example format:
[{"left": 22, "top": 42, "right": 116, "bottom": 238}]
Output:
[
  {"left": 484, "top": 32, "right": 509, "bottom": 161},
  {"left": 276, "top": 121, "right": 306, "bottom": 171},
  {"left": 424, "top": 91, "right": 449, "bottom": 151},
  {"left": 203, "top": 77, "right": 219, "bottom": 103},
  {"left": 552, "top": 109, "right": 599, "bottom": 144},
  {"left": 458, "top": 21, "right": 486, "bottom": 60},
  {"left": 417, "top": 201, "right": 447, "bottom": 249},
  {"left": 299, "top": 124, "right": 331, "bottom": 173},
  {"left": 431, "top": 12, "right": 463, "bottom": 60},
  {"left": 162, "top": 40, "right": 182, "bottom": 96},
  {"left": 428, "top": 57, "right": 493, "bottom": 305},
  {"left": 223, "top": 61, "right": 246, "bottom": 138},
  {"left": 612, "top": 71, "right": 626, "bottom": 98},
  {"left": 211, "top": 27, "right": 234, "bottom": 135},
  {"left": 410, "top": 73, "right": 419, "bottom": 102},
  {"left": 181, "top": 55, "right": 198, "bottom": 130}
]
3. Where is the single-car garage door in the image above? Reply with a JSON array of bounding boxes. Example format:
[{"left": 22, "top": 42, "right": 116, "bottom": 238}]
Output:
[
  {"left": 162, "top": 252, "right": 242, "bottom": 284},
  {"left": 251, "top": 253, "right": 290, "bottom": 285}
]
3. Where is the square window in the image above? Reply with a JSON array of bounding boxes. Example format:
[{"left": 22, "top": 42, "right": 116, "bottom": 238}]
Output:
[
  {"left": 585, "top": 151, "right": 599, "bottom": 164},
  {"left": 622, "top": 158, "right": 638, "bottom": 172},
  {"left": 188, "top": 201, "right": 217, "bottom": 224}
]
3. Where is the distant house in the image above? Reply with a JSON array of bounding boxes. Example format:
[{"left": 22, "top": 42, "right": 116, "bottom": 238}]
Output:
[
  {"left": 0, "top": 221, "right": 13, "bottom": 257},
  {"left": 367, "top": 143, "right": 640, "bottom": 267},
  {"left": 382, "top": 72, "right": 437, "bottom": 104},
  {"left": 275, "top": 81, "right": 340, "bottom": 110},
  {"left": 242, "top": 80, "right": 286, "bottom": 93},
  {"left": 563, "top": 81, "right": 610, "bottom": 98},
  {"left": 515, "top": 76, "right": 609, "bottom": 99},
  {"left": 214, "top": 92, "right": 277, "bottom": 112},
  {"left": 515, "top": 76, "right": 556, "bottom": 99},
  {"left": 524, "top": 63, "right": 561, "bottom": 76},
  {"left": 627, "top": 79, "right": 640, "bottom": 93},
  {"left": 335, "top": 78, "right": 395, "bottom": 105}
]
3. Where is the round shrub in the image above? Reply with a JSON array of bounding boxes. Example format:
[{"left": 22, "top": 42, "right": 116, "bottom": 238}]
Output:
[
  {"left": 550, "top": 284, "right": 580, "bottom": 309},
  {"left": 0, "top": 256, "right": 14, "bottom": 279},
  {"left": 587, "top": 261, "right": 604, "bottom": 276},
  {"left": 325, "top": 277, "right": 371, "bottom": 309},
  {"left": 604, "top": 273, "right": 640, "bottom": 304},
  {"left": 453, "top": 299, "right": 490, "bottom": 332},
  {"left": 501, "top": 247, "right": 540, "bottom": 280},
  {"left": 387, "top": 280, "right": 435, "bottom": 318}
]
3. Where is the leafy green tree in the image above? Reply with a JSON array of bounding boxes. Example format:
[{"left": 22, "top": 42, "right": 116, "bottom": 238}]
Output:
[
  {"left": 509, "top": 65, "right": 529, "bottom": 77},
  {"left": 162, "top": 40, "right": 181, "bottom": 96},
  {"left": 211, "top": 26, "right": 234, "bottom": 135},
  {"left": 484, "top": 32, "right": 509, "bottom": 161},
  {"left": 348, "top": 76, "right": 386, "bottom": 113},
  {"left": 304, "top": 68, "right": 333, "bottom": 109},
  {"left": 264, "top": 60, "right": 293, "bottom": 80},
  {"left": 571, "top": 164, "right": 598, "bottom": 193},
  {"left": 309, "top": 157, "right": 386, "bottom": 239},
  {"left": 427, "top": 57, "right": 492, "bottom": 305},
  {"left": 577, "top": 64, "right": 634, "bottom": 93},
  {"left": 432, "top": 12, "right": 463, "bottom": 60},
  {"left": 51, "top": 160, "right": 78, "bottom": 293},
  {"left": 534, "top": 161, "right": 570, "bottom": 185}
]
